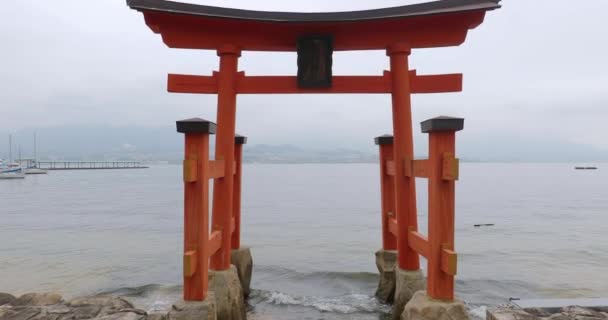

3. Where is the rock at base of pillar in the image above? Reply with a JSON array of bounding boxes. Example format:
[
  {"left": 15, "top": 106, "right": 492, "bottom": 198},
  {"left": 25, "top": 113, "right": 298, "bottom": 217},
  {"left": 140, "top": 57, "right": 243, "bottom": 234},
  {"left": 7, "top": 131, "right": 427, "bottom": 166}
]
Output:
[
  {"left": 231, "top": 247, "right": 253, "bottom": 298},
  {"left": 375, "top": 249, "right": 397, "bottom": 304},
  {"left": 168, "top": 294, "right": 216, "bottom": 320},
  {"left": 209, "top": 266, "right": 247, "bottom": 320},
  {"left": 401, "top": 291, "right": 469, "bottom": 320},
  {"left": 393, "top": 269, "right": 426, "bottom": 320}
]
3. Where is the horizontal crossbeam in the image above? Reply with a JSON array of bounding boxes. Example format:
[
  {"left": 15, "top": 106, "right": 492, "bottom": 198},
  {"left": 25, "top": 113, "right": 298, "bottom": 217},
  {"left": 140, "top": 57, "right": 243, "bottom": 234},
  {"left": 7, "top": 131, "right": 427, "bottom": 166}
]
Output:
[
  {"left": 168, "top": 70, "right": 462, "bottom": 95},
  {"left": 404, "top": 159, "right": 429, "bottom": 178},
  {"left": 208, "top": 160, "right": 225, "bottom": 179}
]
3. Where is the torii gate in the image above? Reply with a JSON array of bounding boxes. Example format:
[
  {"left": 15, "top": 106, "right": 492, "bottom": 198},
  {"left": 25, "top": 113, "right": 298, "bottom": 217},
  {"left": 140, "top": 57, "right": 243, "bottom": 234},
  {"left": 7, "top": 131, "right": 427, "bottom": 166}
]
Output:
[{"left": 127, "top": 0, "right": 500, "bottom": 318}]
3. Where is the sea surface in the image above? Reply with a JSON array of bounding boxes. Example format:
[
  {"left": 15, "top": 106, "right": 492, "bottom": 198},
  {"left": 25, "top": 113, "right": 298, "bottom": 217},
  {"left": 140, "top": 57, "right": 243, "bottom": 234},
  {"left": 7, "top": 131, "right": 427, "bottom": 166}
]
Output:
[{"left": 1, "top": 163, "right": 607, "bottom": 319}]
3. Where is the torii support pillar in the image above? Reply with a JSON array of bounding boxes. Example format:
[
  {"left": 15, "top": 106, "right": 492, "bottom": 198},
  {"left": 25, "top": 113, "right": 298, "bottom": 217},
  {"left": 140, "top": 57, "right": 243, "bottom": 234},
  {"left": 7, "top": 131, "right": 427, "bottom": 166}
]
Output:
[
  {"left": 401, "top": 116, "right": 469, "bottom": 320},
  {"left": 374, "top": 135, "right": 398, "bottom": 304},
  {"left": 230, "top": 135, "right": 253, "bottom": 298}
]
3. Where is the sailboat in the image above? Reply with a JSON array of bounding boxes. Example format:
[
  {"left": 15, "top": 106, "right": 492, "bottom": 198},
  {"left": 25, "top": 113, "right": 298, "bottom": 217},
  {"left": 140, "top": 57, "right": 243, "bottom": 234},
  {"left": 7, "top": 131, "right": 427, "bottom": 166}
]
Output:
[
  {"left": 24, "top": 132, "right": 47, "bottom": 174},
  {"left": 0, "top": 135, "right": 25, "bottom": 179}
]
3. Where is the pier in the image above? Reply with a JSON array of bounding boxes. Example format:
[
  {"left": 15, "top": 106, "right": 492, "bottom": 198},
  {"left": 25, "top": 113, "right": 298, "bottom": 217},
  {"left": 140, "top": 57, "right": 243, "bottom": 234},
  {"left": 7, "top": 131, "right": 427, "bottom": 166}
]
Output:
[{"left": 37, "top": 161, "right": 148, "bottom": 170}]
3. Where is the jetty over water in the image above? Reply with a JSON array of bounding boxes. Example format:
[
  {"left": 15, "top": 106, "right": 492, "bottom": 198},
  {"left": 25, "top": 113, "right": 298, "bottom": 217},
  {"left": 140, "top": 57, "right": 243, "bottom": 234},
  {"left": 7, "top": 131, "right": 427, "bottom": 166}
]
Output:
[{"left": 37, "top": 161, "right": 148, "bottom": 170}]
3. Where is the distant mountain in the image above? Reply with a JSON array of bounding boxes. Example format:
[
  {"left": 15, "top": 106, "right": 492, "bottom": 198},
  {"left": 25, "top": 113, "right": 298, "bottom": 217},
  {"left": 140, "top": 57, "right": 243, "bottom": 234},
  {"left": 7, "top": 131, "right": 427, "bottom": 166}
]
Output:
[{"left": 1, "top": 125, "right": 607, "bottom": 163}]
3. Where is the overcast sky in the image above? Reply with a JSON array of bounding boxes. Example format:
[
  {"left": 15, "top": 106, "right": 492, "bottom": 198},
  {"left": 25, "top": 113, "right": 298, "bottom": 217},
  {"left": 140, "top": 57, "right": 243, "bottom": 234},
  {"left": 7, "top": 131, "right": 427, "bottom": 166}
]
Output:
[{"left": 1, "top": 0, "right": 607, "bottom": 152}]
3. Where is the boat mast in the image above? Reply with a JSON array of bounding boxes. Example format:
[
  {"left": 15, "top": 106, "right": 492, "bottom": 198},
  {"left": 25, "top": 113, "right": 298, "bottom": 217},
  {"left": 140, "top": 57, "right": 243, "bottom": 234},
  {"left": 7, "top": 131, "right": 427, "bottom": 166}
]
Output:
[
  {"left": 8, "top": 134, "right": 12, "bottom": 164},
  {"left": 34, "top": 132, "right": 37, "bottom": 167}
]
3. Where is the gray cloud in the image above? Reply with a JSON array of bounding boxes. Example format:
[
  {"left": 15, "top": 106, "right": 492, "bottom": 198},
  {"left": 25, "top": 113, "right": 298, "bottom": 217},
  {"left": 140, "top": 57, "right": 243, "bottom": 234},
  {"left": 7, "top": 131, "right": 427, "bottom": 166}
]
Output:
[{"left": 1, "top": 0, "right": 607, "bottom": 154}]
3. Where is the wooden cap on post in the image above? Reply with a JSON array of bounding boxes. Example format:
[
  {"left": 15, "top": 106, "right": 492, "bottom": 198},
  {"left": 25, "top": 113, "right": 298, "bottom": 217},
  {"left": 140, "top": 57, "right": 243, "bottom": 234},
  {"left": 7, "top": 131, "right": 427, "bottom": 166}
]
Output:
[
  {"left": 235, "top": 134, "right": 247, "bottom": 145},
  {"left": 176, "top": 118, "right": 217, "bottom": 134},
  {"left": 420, "top": 116, "right": 464, "bottom": 133},
  {"left": 374, "top": 134, "right": 394, "bottom": 145}
]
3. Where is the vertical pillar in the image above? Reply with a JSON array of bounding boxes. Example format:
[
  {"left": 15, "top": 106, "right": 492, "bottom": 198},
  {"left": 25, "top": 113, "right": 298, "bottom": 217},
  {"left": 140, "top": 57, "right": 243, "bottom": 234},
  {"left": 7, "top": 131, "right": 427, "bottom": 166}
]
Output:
[
  {"left": 422, "top": 116, "right": 463, "bottom": 301},
  {"left": 386, "top": 44, "right": 420, "bottom": 270},
  {"left": 177, "top": 118, "right": 217, "bottom": 301},
  {"left": 211, "top": 45, "right": 241, "bottom": 270},
  {"left": 375, "top": 135, "right": 397, "bottom": 250},
  {"left": 231, "top": 134, "right": 247, "bottom": 249}
]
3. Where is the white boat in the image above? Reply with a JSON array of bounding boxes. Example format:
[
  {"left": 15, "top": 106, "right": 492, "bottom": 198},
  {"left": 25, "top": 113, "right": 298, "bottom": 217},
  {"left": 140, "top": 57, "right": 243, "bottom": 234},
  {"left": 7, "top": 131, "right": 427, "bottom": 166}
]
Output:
[
  {"left": 0, "top": 171, "right": 25, "bottom": 179},
  {"left": 0, "top": 161, "right": 25, "bottom": 179},
  {"left": 1, "top": 136, "right": 26, "bottom": 179},
  {"left": 24, "top": 167, "right": 47, "bottom": 174}
]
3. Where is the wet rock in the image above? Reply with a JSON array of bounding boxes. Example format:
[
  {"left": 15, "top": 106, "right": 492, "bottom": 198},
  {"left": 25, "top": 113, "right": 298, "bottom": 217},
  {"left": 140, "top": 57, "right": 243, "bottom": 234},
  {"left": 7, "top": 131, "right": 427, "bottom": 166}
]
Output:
[
  {"left": 562, "top": 306, "right": 605, "bottom": 319},
  {"left": 96, "top": 311, "right": 145, "bottom": 320},
  {"left": 67, "top": 296, "right": 132, "bottom": 310},
  {"left": 13, "top": 293, "right": 62, "bottom": 307},
  {"left": 525, "top": 308, "right": 551, "bottom": 317},
  {"left": 66, "top": 305, "right": 102, "bottom": 319},
  {"left": 401, "top": 291, "right": 469, "bottom": 320},
  {"left": 0, "top": 294, "right": 16, "bottom": 307},
  {"left": 45, "top": 305, "right": 71, "bottom": 315},
  {"left": 0, "top": 307, "right": 41, "bottom": 320},
  {"left": 231, "top": 247, "right": 253, "bottom": 298},
  {"left": 393, "top": 269, "right": 426, "bottom": 320},
  {"left": 487, "top": 306, "right": 537, "bottom": 320},
  {"left": 375, "top": 249, "right": 397, "bottom": 304},
  {"left": 209, "top": 266, "right": 246, "bottom": 320},
  {"left": 147, "top": 312, "right": 167, "bottom": 320},
  {"left": 547, "top": 313, "right": 570, "bottom": 320},
  {"left": 168, "top": 296, "right": 216, "bottom": 320}
]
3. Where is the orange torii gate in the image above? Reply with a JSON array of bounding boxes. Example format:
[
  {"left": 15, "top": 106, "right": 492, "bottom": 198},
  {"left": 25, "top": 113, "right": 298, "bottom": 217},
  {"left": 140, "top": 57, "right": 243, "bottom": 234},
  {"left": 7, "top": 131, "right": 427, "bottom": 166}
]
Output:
[{"left": 127, "top": 0, "right": 500, "bottom": 313}]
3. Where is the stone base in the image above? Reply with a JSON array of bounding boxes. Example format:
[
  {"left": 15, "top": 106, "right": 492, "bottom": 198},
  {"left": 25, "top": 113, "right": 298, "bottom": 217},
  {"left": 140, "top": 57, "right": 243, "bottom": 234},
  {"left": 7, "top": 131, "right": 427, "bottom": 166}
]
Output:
[
  {"left": 393, "top": 269, "right": 426, "bottom": 320},
  {"left": 401, "top": 291, "right": 469, "bottom": 320},
  {"left": 168, "top": 295, "right": 216, "bottom": 320},
  {"left": 209, "top": 266, "right": 246, "bottom": 320},
  {"left": 231, "top": 247, "right": 253, "bottom": 298},
  {"left": 375, "top": 249, "right": 397, "bottom": 304}
]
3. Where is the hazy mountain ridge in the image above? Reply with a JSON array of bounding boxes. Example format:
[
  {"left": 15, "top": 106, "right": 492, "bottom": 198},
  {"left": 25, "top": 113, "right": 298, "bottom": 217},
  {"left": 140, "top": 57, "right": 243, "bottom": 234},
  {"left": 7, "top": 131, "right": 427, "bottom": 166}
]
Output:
[{"left": 1, "top": 126, "right": 607, "bottom": 163}]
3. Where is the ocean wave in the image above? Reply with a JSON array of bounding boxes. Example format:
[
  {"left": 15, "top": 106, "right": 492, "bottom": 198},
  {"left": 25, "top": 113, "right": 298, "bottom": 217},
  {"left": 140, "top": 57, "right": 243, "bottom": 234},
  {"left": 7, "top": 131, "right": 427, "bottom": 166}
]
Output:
[
  {"left": 254, "top": 265, "right": 379, "bottom": 283},
  {"left": 251, "top": 289, "right": 391, "bottom": 314}
]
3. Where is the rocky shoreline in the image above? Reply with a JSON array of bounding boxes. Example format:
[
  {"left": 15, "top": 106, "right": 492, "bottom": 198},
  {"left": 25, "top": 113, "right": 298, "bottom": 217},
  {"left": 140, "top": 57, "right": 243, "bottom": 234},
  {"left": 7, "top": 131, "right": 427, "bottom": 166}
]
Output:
[
  {"left": 0, "top": 292, "right": 195, "bottom": 320},
  {"left": 488, "top": 304, "right": 608, "bottom": 320}
]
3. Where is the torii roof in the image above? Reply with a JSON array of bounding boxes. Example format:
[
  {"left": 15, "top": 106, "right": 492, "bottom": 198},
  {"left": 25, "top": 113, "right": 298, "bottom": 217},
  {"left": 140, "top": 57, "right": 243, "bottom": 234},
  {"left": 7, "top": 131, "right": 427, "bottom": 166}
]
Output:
[{"left": 127, "top": 0, "right": 500, "bottom": 51}]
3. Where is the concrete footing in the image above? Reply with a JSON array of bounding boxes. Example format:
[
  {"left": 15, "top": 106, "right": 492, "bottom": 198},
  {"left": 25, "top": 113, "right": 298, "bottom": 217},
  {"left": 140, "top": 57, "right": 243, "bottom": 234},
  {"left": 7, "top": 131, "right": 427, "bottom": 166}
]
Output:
[
  {"left": 209, "top": 266, "right": 246, "bottom": 320},
  {"left": 393, "top": 269, "right": 426, "bottom": 320},
  {"left": 169, "top": 295, "right": 217, "bottom": 320},
  {"left": 375, "top": 249, "right": 398, "bottom": 303},
  {"left": 231, "top": 247, "right": 253, "bottom": 298},
  {"left": 400, "top": 291, "right": 469, "bottom": 320}
]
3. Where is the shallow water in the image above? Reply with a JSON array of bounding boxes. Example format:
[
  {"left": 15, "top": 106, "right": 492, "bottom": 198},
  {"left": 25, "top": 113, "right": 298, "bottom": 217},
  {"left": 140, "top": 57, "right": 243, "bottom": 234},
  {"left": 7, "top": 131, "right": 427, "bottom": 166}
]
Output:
[{"left": 1, "top": 163, "right": 607, "bottom": 319}]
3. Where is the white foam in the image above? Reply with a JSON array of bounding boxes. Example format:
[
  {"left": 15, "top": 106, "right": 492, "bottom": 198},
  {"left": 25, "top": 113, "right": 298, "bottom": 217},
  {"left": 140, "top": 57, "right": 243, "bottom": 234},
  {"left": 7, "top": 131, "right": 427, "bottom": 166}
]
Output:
[
  {"left": 469, "top": 305, "right": 487, "bottom": 320},
  {"left": 259, "top": 290, "right": 391, "bottom": 314}
]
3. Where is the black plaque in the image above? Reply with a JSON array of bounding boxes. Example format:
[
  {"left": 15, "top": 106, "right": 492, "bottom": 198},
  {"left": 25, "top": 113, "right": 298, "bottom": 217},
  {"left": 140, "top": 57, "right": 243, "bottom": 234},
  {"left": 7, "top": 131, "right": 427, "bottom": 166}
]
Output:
[{"left": 297, "top": 35, "right": 333, "bottom": 88}]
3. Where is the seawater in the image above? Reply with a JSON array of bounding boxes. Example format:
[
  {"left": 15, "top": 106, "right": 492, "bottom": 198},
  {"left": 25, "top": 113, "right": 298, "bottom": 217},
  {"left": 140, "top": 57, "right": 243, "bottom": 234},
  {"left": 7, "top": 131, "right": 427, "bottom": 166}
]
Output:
[{"left": 1, "top": 163, "right": 607, "bottom": 319}]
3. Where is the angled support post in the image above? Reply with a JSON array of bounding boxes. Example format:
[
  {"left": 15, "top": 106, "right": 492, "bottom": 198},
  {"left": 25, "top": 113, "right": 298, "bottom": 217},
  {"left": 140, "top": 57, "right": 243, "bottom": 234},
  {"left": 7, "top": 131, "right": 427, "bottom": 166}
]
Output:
[
  {"left": 177, "top": 117, "right": 217, "bottom": 301},
  {"left": 422, "top": 116, "right": 463, "bottom": 301}
]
